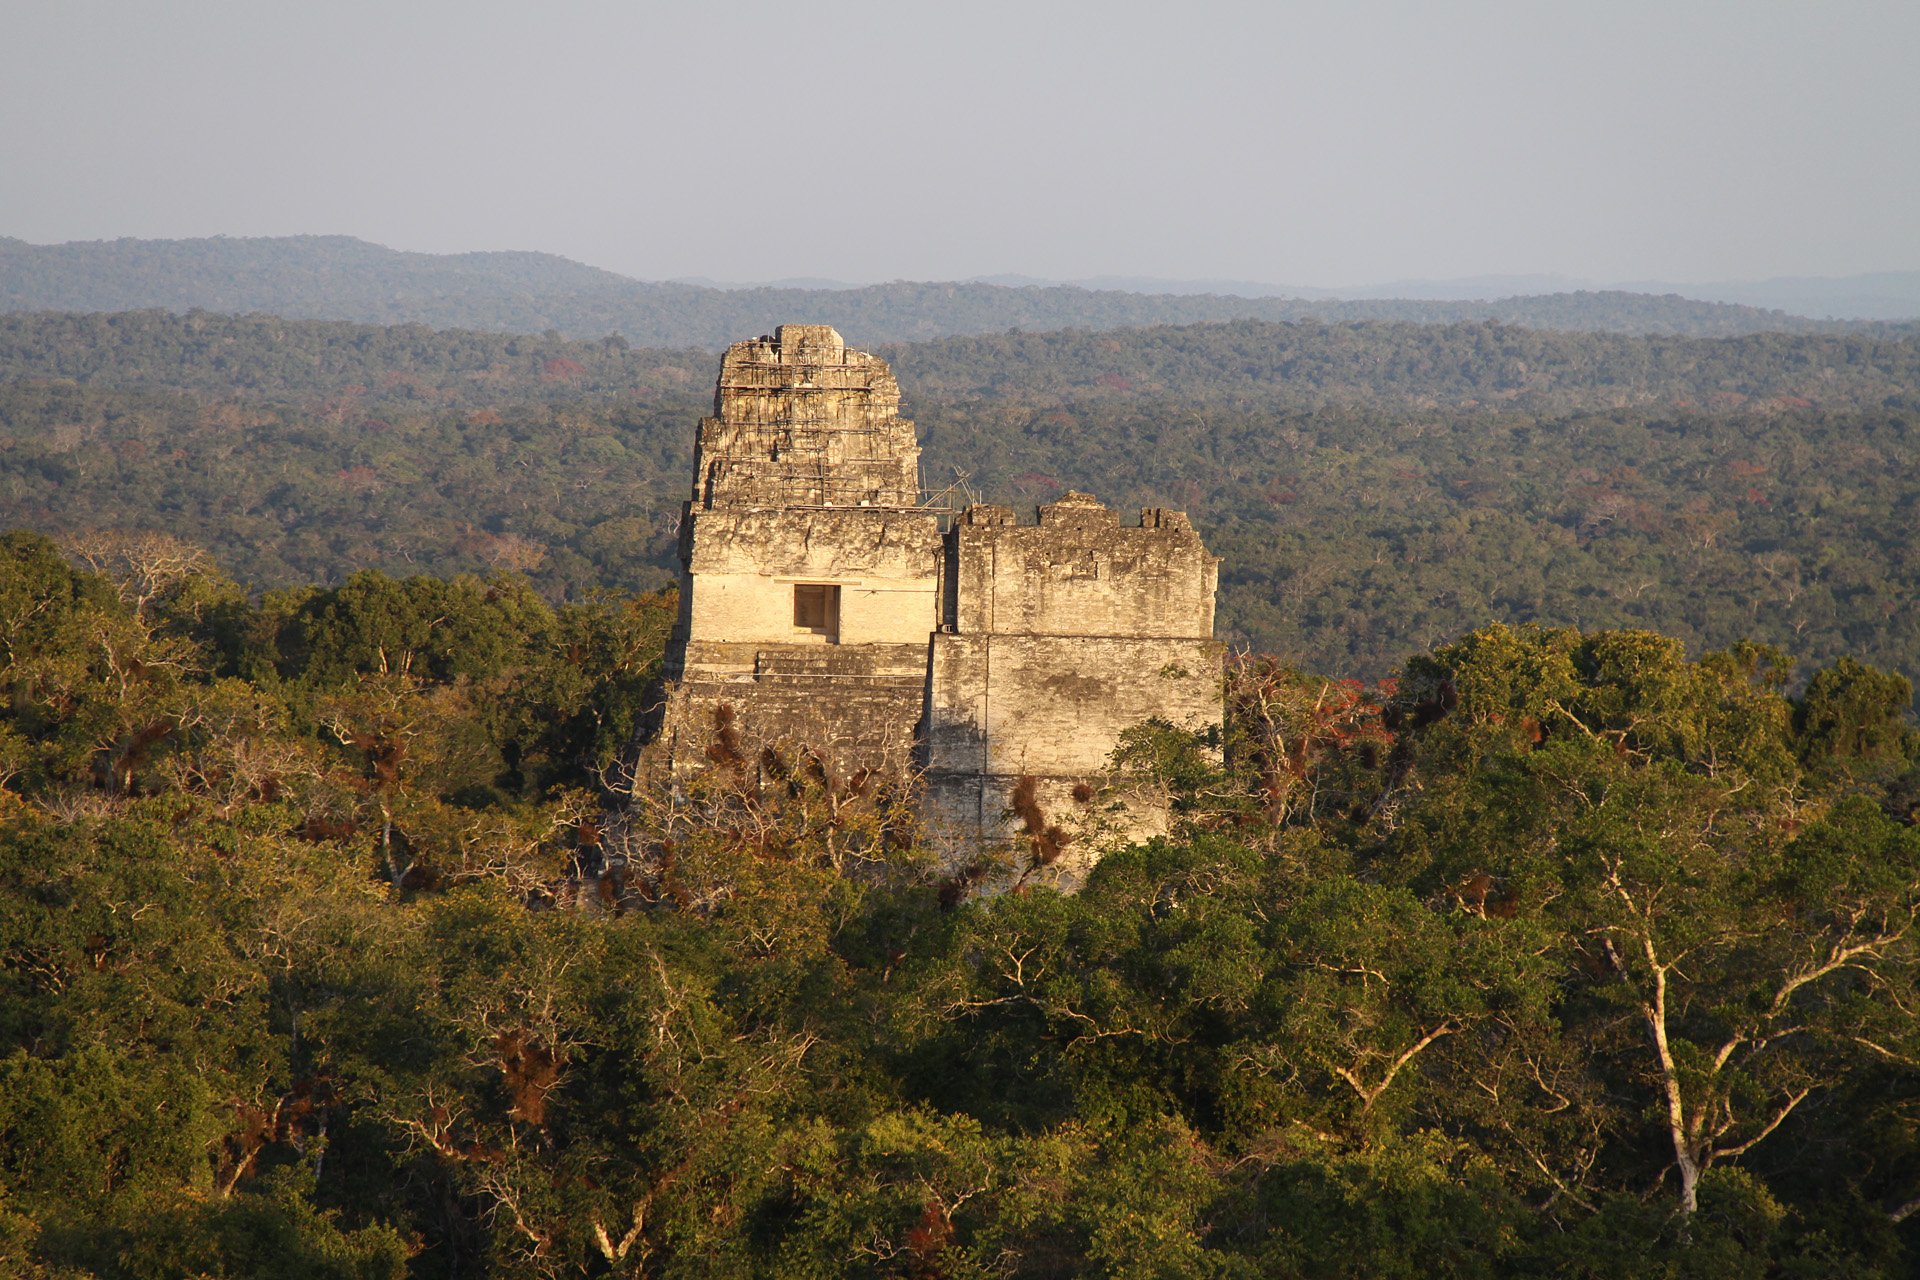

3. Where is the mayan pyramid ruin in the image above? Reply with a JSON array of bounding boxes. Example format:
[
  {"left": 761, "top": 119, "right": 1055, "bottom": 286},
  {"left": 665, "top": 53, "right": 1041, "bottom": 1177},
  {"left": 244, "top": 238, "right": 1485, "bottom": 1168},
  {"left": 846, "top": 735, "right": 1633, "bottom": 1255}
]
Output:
[{"left": 651, "top": 324, "right": 1223, "bottom": 879}]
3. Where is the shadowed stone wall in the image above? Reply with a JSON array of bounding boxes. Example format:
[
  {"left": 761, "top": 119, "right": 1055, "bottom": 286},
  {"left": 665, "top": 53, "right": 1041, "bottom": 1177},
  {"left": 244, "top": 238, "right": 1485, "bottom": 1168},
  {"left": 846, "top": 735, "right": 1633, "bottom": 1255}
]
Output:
[{"left": 925, "top": 497, "right": 1224, "bottom": 882}]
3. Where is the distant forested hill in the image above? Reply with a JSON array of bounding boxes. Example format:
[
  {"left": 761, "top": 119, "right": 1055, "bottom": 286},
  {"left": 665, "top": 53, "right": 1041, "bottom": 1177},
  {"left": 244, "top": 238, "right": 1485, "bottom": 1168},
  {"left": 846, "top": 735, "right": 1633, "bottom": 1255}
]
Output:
[
  {"left": 883, "top": 321, "right": 1920, "bottom": 410},
  {"left": 4, "top": 235, "right": 1909, "bottom": 345},
  {"left": 2, "top": 309, "right": 1917, "bottom": 685}
]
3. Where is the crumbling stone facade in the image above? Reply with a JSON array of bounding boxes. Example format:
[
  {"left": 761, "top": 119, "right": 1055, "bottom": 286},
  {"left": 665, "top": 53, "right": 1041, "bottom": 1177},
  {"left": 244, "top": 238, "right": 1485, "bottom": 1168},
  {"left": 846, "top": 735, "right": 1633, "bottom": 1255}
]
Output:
[{"left": 654, "top": 324, "right": 1222, "bottom": 877}]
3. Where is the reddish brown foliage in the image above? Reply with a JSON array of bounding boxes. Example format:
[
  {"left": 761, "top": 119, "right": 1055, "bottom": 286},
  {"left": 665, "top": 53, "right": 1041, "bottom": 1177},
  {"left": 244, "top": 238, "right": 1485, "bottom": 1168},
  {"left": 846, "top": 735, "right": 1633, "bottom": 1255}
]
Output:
[
  {"left": 1010, "top": 774, "right": 1068, "bottom": 867},
  {"left": 1012, "top": 471, "right": 1063, "bottom": 494},
  {"left": 496, "top": 1029, "right": 560, "bottom": 1128},
  {"left": 705, "top": 704, "right": 745, "bottom": 768},
  {"left": 298, "top": 814, "right": 361, "bottom": 843},
  {"left": 94, "top": 720, "right": 175, "bottom": 792},
  {"left": 214, "top": 1077, "right": 338, "bottom": 1193},
  {"left": 904, "top": 1200, "right": 955, "bottom": 1277}
]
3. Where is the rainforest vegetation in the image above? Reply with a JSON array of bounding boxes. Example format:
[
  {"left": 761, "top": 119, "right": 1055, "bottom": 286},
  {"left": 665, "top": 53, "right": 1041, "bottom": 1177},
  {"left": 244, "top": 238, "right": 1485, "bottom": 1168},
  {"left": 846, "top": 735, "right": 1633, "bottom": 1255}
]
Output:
[
  {"left": 1, "top": 310, "right": 1917, "bottom": 681},
  {"left": 4, "top": 309, "right": 1920, "bottom": 1276},
  {"left": 1, "top": 528, "right": 1919, "bottom": 1277}
]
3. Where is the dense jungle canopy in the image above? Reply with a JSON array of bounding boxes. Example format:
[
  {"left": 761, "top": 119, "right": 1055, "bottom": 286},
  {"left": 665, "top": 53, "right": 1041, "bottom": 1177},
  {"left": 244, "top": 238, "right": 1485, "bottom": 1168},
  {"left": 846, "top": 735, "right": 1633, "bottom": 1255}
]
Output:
[
  {"left": 1, "top": 309, "right": 1916, "bottom": 682},
  {"left": 0, "top": 530, "right": 1917, "bottom": 1277},
  {"left": 2, "top": 308, "right": 1919, "bottom": 1277}
]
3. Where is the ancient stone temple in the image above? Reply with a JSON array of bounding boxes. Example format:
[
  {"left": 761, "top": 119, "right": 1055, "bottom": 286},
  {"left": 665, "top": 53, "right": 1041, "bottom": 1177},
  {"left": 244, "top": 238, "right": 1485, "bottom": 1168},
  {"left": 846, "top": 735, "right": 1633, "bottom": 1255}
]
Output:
[{"left": 654, "top": 324, "right": 1222, "bottom": 875}]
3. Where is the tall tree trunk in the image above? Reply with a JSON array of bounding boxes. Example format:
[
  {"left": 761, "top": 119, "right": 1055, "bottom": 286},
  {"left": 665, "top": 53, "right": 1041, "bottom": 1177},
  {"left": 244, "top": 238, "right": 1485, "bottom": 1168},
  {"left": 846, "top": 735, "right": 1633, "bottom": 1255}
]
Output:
[{"left": 1643, "top": 952, "right": 1700, "bottom": 1215}]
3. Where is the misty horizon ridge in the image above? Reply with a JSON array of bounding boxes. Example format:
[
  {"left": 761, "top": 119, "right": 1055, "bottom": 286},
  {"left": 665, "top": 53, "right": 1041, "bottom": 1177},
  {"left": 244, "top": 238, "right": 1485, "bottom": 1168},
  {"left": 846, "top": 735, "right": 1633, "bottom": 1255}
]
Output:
[{"left": 7, "top": 232, "right": 1920, "bottom": 323}]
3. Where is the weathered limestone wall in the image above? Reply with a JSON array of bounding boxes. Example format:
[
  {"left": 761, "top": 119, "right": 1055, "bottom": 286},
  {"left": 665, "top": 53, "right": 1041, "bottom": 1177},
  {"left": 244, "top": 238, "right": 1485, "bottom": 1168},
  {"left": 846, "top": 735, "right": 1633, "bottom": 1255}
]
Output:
[
  {"left": 924, "top": 634, "right": 1223, "bottom": 779},
  {"left": 923, "top": 631, "right": 1223, "bottom": 875},
  {"left": 679, "top": 508, "right": 942, "bottom": 668},
  {"left": 924, "top": 495, "right": 1225, "bottom": 876},
  {"left": 659, "top": 646, "right": 928, "bottom": 785},
  {"left": 658, "top": 325, "right": 936, "bottom": 782},
  {"left": 948, "top": 495, "right": 1218, "bottom": 639},
  {"left": 694, "top": 324, "right": 921, "bottom": 509}
]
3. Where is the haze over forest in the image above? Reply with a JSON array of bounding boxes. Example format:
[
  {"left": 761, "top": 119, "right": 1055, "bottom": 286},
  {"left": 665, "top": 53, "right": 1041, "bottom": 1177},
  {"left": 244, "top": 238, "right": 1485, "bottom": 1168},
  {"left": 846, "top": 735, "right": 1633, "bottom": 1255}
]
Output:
[
  {"left": 9, "top": 235, "right": 1920, "bottom": 327},
  {"left": 4, "top": 235, "right": 1918, "bottom": 353},
  {"left": 5, "top": 4, "right": 1917, "bottom": 286}
]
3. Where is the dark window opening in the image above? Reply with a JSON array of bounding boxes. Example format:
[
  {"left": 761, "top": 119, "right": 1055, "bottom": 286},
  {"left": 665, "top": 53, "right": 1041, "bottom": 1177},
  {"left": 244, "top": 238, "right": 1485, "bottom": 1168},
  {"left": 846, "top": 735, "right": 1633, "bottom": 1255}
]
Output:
[{"left": 793, "top": 583, "right": 841, "bottom": 639}]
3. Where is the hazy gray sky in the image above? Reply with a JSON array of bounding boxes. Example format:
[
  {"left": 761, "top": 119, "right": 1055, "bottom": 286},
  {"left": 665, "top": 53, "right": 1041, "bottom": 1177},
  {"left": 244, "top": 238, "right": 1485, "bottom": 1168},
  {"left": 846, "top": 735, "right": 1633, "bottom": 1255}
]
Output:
[{"left": 2, "top": 0, "right": 1915, "bottom": 286}]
